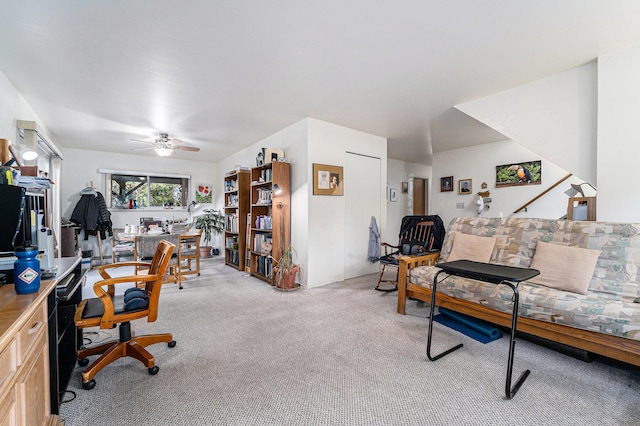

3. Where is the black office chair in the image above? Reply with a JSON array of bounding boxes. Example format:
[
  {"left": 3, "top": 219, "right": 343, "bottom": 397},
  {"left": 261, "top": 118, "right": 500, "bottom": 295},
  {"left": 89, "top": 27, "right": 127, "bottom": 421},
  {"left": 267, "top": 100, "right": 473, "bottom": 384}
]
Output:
[{"left": 376, "top": 215, "right": 445, "bottom": 291}]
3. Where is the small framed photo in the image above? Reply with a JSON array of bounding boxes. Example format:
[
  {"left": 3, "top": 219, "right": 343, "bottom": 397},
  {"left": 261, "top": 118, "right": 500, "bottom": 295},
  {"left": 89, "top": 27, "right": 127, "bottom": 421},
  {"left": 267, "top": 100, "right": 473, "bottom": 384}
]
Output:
[
  {"left": 389, "top": 188, "right": 398, "bottom": 202},
  {"left": 401, "top": 182, "right": 408, "bottom": 194},
  {"left": 458, "top": 179, "right": 472, "bottom": 194},
  {"left": 313, "top": 163, "right": 343, "bottom": 196},
  {"left": 440, "top": 176, "right": 453, "bottom": 192}
]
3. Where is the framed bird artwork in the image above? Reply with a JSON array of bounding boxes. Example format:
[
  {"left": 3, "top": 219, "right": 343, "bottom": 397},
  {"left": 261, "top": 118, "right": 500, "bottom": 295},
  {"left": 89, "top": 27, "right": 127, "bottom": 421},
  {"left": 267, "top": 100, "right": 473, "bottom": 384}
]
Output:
[{"left": 495, "top": 160, "right": 541, "bottom": 187}]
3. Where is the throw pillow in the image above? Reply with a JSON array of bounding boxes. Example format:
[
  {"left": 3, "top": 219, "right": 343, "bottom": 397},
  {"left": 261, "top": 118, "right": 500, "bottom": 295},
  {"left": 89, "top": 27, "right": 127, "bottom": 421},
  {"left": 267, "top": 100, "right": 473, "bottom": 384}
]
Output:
[
  {"left": 529, "top": 242, "right": 601, "bottom": 295},
  {"left": 446, "top": 233, "right": 496, "bottom": 263}
]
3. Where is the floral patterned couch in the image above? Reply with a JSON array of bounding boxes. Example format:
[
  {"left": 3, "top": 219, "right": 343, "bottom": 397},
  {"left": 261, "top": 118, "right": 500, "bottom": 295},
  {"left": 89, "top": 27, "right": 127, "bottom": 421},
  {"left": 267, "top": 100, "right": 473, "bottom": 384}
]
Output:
[{"left": 397, "top": 217, "right": 640, "bottom": 366}]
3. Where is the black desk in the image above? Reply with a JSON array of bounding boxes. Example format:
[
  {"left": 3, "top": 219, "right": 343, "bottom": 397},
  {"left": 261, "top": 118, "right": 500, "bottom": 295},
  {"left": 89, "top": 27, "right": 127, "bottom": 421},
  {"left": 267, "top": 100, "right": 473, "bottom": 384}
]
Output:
[
  {"left": 47, "top": 256, "right": 86, "bottom": 414},
  {"left": 427, "top": 260, "right": 540, "bottom": 399}
]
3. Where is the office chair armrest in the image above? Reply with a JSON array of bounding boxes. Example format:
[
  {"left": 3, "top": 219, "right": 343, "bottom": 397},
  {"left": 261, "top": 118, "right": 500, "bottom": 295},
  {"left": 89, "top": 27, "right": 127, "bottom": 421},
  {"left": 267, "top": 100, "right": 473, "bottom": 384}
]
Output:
[
  {"left": 98, "top": 261, "right": 153, "bottom": 279},
  {"left": 98, "top": 261, "right": 153, "bottom": 296}
]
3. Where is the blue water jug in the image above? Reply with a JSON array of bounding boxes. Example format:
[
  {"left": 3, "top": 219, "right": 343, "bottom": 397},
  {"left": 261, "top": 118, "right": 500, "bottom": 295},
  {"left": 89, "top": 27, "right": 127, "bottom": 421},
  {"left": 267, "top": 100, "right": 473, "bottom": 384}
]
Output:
[{"left": 14, "top": 243, "right": 41, "bottom": 294}]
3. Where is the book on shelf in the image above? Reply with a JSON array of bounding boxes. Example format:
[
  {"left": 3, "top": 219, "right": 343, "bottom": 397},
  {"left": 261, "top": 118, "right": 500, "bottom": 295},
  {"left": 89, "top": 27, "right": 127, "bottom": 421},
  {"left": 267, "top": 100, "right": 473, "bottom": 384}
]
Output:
[
  {"left": 226, "top": 193, "right": 239, "bottom": 206},
  {"left": 256, "top": 188, "right": 272, "bottom": 204},
  {"left": 253, "top": 233, "right": 272, "bottom": 254},
  {"left": 256, "top": 255, "right": 273, "bottom": 278},
  {"left": 224, "top": 179, "right": 238, "bottom": 192},
  {"left": 225, "top": 235, "right": 239, "bottom": 250},
  {"left": 254, "top": 215, "right": 272, "bottom": 230},
  {"left": 225, "top": 213, "right": 239, "bottom": 233}
]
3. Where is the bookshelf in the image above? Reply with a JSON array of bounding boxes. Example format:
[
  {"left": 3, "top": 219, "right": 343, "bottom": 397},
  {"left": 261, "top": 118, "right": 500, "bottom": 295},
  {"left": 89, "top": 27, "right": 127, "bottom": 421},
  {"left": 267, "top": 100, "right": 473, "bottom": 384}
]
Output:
[
  {"left": 250, "top": 161, "right": 290, "bottom": 284},
  {"left": 245, "top": 213, "right": 251, "bottom": 272},
  {"left": 224, "top": 169, "right": 250, "bottom": 270}
]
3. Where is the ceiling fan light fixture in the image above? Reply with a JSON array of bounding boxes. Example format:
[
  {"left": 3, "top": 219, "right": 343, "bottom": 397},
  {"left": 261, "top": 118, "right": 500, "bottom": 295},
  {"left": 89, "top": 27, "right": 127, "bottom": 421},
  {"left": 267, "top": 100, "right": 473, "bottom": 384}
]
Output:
[{"left": 154, "top": 147, "right": 174, "bottom": 157}]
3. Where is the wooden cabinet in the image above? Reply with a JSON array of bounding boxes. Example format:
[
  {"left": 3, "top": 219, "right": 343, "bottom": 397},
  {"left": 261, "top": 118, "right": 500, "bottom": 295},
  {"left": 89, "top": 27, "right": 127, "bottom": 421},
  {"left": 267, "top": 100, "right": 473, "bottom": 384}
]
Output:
[
  {"left": 224, "top": 170, "right": 250, "bottom": 270},
  {"left": 0, "top": 280, "right": 59, "bottom": 425},
  {"left": 567, "top": 196, "right": 596, "bottom": 221},
  {"left": 250, "top": 161, "right": 290, "bottom": 284},
  {"left": 60, "top": 226, "right": 81, "bottom": 257}
]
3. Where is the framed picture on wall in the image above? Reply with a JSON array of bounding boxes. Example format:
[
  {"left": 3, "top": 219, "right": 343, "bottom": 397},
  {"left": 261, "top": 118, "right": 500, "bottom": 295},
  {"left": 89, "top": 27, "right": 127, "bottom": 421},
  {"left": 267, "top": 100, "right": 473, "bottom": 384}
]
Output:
[
  {"left": 401, "top": 182, "right": 408, "bottom": 194},
  {"left": 458, "top": 179, "right": 472, "bottom": 194},
  {"left": 495, "top": 160, "right": 541, "bottom": 187},
  {"left": 313, "top": 163, "right": 343, "bottom": 195},
  {"left": 389, "top": 188, "right": 398, "bottom": 202},
  {"left": 441, "top": 176, "right": 453, "bottom": 192},
  {"left": 195, "top": 184, "right": 212, "bottom": 203}
]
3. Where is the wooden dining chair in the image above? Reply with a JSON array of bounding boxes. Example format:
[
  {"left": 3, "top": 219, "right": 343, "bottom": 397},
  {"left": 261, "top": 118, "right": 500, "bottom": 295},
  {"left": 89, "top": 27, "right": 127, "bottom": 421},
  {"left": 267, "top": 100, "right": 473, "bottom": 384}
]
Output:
[
  {"left": 179, "top": 229, "right": 202, "bottom": 277},
  {"left": 74, "top": 239, "right": 177, "bottom": 390},
  {"left": 134, "top": 233, "right": 184, "bottom": 288}
]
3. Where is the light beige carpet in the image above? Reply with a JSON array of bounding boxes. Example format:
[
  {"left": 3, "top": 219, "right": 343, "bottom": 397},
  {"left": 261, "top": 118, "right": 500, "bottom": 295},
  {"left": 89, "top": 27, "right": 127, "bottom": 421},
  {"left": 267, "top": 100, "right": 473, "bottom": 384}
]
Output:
[{"left": 61, "top": 256, "right": 640, "bottom": 425}]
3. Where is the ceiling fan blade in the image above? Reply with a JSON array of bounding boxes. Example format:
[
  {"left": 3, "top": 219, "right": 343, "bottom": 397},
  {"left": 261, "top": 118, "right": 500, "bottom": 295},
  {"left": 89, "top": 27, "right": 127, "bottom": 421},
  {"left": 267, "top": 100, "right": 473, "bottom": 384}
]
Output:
[
  {"left": 168, "top": 138, "right": 185, "bottom": 145},
  {"left": 130, "top": 138, "right": 156, "bottom": 145},
  {"left": 132, "top": 146, "right": 156, "bottom": 151},
  {"left": 175, "top": 145, "right": 200, "bottom": 152}
]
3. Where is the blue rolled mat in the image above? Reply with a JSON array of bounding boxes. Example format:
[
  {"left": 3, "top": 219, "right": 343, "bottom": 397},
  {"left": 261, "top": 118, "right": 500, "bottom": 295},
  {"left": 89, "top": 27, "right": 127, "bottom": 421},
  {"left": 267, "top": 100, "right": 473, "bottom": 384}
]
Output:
[{"left": 434, "top": 307, "right": 503, "bottom": 344}]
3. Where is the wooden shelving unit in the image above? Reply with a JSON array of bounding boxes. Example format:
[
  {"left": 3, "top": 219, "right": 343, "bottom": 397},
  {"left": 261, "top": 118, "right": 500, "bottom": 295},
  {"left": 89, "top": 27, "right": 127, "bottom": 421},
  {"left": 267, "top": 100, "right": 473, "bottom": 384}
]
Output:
[
  {"left": 245, "top": 212, "right": 251, "bottom": 272},
  {"left": 224, "top": 169, "right": 250, "bottom": 270},
  {"left": 249, "top": 161, "right": 290, "bottom": 284}
]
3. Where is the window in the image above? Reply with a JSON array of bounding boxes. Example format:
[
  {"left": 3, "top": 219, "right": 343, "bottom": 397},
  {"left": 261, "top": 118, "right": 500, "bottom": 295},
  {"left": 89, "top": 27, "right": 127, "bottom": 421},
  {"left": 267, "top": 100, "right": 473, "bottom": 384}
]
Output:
[{"left": 102, "top": 171, "right": 190, "bottom": 209}]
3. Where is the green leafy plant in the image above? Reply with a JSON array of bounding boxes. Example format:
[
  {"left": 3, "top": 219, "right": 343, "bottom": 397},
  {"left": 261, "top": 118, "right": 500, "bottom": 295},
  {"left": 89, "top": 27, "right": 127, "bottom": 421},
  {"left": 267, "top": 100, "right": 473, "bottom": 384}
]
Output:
[{"left": 191, "top": 209, "right": 224, "bottom": 246}]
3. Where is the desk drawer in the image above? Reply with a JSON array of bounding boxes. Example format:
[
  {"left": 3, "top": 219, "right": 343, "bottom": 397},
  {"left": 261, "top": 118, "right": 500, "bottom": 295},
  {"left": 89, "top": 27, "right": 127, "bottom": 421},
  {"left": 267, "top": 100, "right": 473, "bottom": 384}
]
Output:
[
  {"left": 0, "top": 338, "right": 17, "bottom": 393},
  {"left": 17, "top": 303, "right": 47, "bottom": 366}
]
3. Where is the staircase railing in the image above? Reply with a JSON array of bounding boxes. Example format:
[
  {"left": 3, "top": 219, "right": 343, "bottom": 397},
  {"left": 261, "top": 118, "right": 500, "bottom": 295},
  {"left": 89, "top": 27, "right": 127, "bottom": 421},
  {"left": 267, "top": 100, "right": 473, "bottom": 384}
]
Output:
[{"left": 512, "top": 173, "right": 572, "bottom": 214}]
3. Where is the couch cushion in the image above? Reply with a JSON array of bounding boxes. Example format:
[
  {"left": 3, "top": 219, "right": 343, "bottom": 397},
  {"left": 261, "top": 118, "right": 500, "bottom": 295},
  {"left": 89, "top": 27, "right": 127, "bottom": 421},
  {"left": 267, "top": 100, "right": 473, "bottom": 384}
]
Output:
[
  {"left": 529, "top": 242, "right": 601, "bottom": 295},
  {"left": 446, "top": 232, "right": 496, "bottom": 263}
]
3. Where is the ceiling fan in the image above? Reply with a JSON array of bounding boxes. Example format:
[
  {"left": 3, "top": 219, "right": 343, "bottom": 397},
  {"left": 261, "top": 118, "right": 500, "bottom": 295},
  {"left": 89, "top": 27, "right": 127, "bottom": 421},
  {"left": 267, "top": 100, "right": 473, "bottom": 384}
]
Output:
[{"left": 131, "top": 132, "right": 200, "bottom": 157}]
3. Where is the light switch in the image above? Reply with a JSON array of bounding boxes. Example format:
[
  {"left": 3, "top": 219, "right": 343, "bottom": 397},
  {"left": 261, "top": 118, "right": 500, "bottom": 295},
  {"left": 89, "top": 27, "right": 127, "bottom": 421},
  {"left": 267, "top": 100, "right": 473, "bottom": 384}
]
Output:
[{"left": 456, "top": 202, "right": 464, "bottom": 209}]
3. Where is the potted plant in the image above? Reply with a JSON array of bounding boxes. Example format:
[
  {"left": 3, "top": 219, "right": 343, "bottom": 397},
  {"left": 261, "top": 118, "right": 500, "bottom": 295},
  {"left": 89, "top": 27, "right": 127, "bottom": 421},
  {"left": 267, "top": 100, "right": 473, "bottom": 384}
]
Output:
[
  {"left": 273, "top": 246, "right": 300, "bottom": 290},
  {"left": 191, "top": 208, "right": 224, "bottom": 258}
]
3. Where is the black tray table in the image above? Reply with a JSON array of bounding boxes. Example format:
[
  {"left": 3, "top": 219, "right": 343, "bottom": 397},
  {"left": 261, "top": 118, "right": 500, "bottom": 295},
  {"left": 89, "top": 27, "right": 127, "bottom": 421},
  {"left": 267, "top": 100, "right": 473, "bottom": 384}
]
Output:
[{"left": 427, "top": 260, "right": 540, "bottom": 399}]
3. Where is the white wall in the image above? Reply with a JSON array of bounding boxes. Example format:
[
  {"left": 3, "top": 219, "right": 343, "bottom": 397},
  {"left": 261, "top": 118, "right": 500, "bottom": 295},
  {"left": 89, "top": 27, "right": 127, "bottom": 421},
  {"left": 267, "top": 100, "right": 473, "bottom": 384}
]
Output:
[
  {"left": 432, "top": 140, "right": 581, "bottom": 227},
  {"left": 456, "top": 63, "right": 597, "bottom": 185},
  {"left": 0, "top": 71, "right": 62, "bottom": 154},
  {"left": 597, "top": 45, "right": 640, "bottom": 222},
  {"left": 60, "top": 147, "right": 217, "bottom": 256},
  {"left": 386, "top": 159, "right": 432, "bottom": 240},
  {"left": 0, "top": 71, "right": 65, "bottom": 243},
  {"left": 307, "top": 118, "right": 387, "bottom": 287}
]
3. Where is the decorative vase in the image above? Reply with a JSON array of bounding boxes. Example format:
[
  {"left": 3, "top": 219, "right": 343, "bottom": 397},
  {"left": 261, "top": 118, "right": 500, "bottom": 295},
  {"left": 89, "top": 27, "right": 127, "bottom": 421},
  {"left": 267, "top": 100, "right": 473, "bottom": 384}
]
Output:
[
  {"left": 274, "top": 265, "right": 300, "bottom": 290},
  {"left": 199, "top": 246, "right": 212, "bottom": 258}
]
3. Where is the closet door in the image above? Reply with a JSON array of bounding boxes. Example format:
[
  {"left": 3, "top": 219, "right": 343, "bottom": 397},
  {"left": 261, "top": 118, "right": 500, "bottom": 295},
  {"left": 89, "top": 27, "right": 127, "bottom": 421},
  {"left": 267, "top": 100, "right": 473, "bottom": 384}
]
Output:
[{"left": 344, "top": 152, "right": 381, "bottom": 279}]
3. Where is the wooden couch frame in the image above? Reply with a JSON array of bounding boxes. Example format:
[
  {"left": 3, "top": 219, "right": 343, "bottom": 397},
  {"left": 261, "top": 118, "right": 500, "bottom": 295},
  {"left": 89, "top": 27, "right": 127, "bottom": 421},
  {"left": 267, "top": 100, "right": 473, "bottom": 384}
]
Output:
[{"left": 397, "top": 253, "right": 640, "bottom": 367}]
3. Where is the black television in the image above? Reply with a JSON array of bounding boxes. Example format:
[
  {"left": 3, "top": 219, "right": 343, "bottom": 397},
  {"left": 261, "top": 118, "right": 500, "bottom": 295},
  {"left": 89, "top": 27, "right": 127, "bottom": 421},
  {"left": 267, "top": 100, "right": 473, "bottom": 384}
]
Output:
[{"left": 0, "top": 184, "right": 26, "bottom": 255}]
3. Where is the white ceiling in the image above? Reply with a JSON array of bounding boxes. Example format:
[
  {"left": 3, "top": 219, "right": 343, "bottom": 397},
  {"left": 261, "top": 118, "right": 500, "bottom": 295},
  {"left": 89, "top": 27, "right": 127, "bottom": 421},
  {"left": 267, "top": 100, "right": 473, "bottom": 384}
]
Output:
[{"left": 2, "top": 1, "right": 640, "bottom": 165}]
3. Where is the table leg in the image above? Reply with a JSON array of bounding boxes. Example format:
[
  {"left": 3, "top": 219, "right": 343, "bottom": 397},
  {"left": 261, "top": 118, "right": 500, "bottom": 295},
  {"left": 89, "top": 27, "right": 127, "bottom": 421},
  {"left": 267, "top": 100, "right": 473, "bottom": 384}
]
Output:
[
  {"left": 426, "top": 270, "right": 463, "bottom": 361},
  {"left": 503, "top": 281, "right": 530, "bottom": 399}
]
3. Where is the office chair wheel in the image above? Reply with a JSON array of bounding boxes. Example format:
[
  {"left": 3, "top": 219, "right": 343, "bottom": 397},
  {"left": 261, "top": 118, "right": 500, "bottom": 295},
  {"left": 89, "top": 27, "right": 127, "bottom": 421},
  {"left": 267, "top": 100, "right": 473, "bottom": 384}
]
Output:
[
  {"left": 148, "top": 366, "right": 159, "bottom": 375},
  {"left": 78, "top": 358, "right": 90, "bottom": 367},
  {"left": 82, "top": 380, "right": 96, "bottom": 390},
  {"left": 168, "top": 340, "right": 177, "bottom": 348}
]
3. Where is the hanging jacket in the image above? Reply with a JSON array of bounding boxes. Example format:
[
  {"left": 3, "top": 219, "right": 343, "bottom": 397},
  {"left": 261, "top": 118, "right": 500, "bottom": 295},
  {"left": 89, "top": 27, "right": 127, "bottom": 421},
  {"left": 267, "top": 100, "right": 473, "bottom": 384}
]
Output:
[
  {"left": 70, "top": 190, "right": 112, "bottom": 240},
  {"left": 368, "top": 216, "right": 380, "bottom": 262}
]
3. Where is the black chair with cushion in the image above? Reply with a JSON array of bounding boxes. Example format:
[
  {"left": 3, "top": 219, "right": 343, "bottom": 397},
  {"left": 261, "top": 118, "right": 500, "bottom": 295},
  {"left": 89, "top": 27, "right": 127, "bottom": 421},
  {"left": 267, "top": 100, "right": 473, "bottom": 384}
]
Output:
[{"left": 376, "top": 215, "right": 445, "bottom": 291}]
